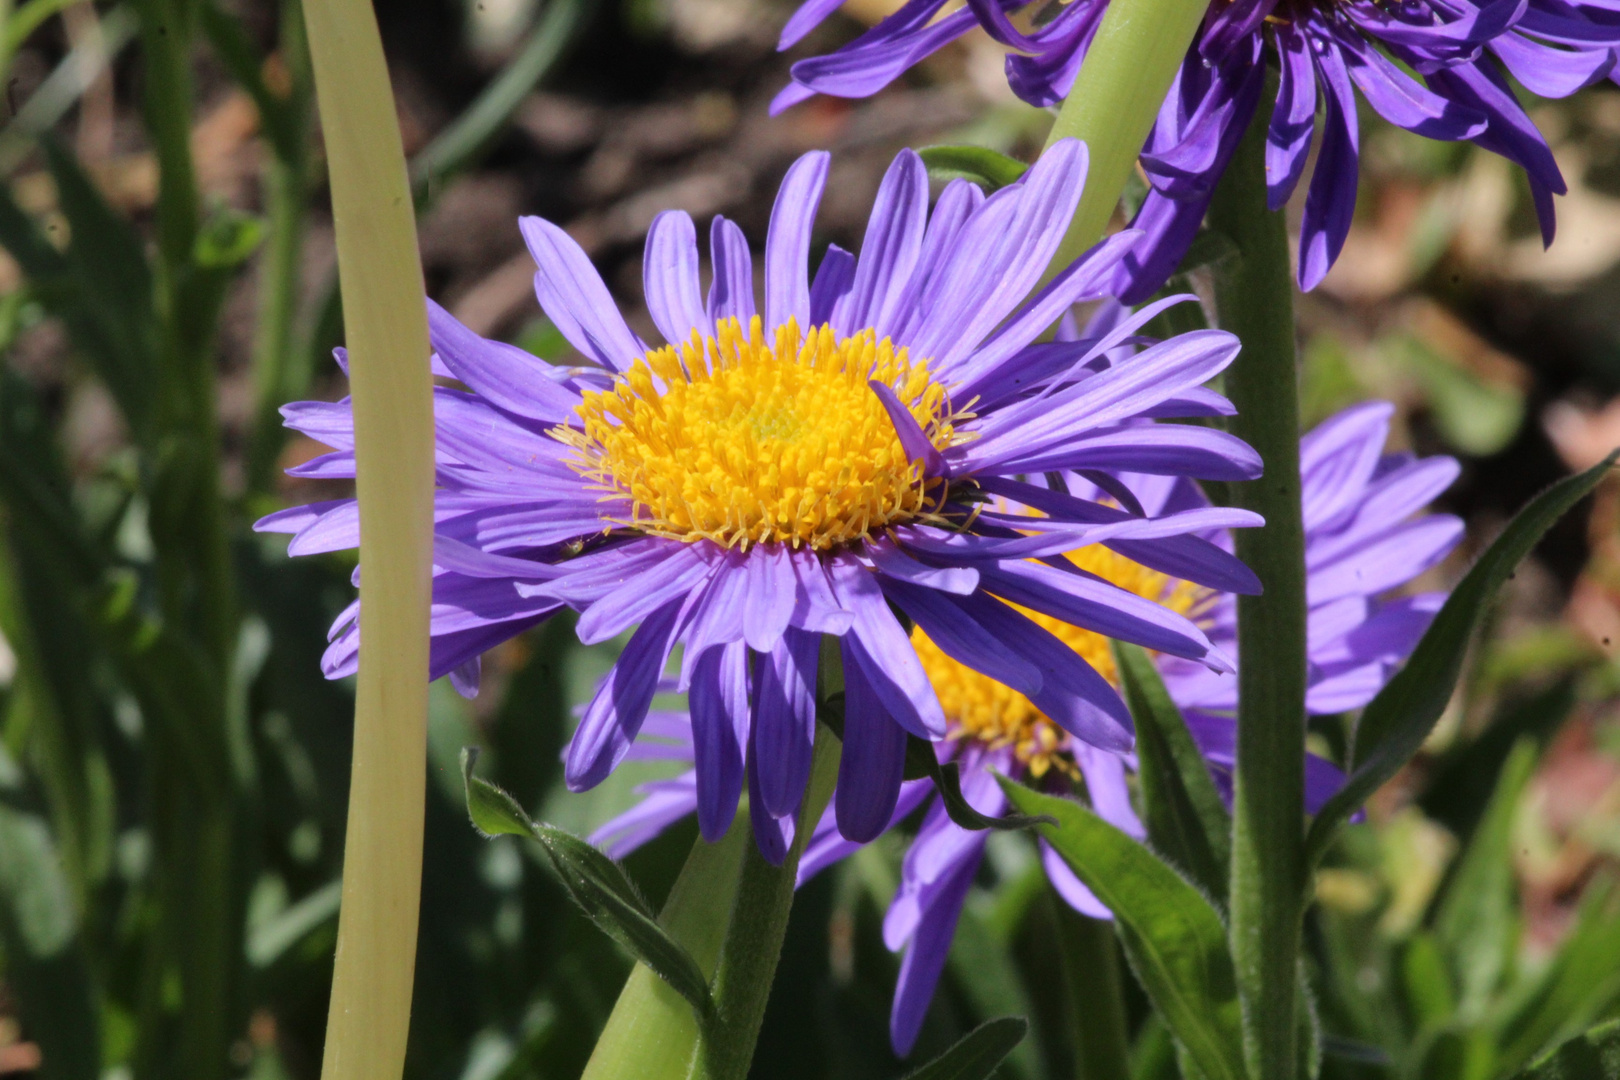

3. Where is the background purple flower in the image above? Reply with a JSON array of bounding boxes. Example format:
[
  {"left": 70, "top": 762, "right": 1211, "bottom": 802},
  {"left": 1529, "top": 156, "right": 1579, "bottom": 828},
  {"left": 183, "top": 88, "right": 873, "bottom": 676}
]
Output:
[
  {"left": 257, "top": 140, "right": 1264, "bottom": 861},
  {"left": 773, "top": 0, "right": 1618, "bottom": 292},
  {"left": 591, "top": 398, "right": 1462, "bottom": 1054}
]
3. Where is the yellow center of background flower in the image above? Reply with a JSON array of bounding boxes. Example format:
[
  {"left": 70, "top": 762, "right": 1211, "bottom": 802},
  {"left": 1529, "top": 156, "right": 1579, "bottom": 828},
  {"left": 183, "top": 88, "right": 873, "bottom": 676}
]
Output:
[
  {"left": 912, "top": 545, "right": 1208, "bottom": 778},
  {"left": 567, "top": 315, "right": 957, "bottom": 550}
]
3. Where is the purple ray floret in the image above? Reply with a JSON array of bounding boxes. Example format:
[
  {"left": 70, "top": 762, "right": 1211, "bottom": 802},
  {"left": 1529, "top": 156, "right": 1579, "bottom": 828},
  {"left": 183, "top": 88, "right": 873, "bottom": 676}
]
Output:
[
  {"left": 774, "top": 0, "right": 1615, "bottom": 291},
  {"left": 590, "top": 399, "right": 1460, "bottom": 1054},
  {"left": 257, "top": 140, "right": 1264, "bottom": 861}
]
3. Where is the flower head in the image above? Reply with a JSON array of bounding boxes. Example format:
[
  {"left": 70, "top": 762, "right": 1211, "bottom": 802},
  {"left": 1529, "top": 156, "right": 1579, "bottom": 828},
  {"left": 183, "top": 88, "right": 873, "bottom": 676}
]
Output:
[
  {"left": 257, "top": 141, "right": 1265, "bottom": 860},
  {"left": 591, "top": 399, "right": 1461, "bottom": 1053},
  {"left": 774, "top": 0, "right": 1617, "bottom": 291}
]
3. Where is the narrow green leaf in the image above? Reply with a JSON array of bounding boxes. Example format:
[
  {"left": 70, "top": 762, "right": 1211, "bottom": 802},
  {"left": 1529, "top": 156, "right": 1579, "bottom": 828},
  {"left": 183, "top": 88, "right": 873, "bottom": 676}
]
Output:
[
  {"left": 461, "top": 747, "right": 535, "bottom": 839},
  {"left": 999, "top": 779, "right": 1247, "bottom": 1080},
  {"left": 1305, "top": 452, "right": 1618, "bottom": 868},
  {"left": 1495, "top": 881, "right": 1620, "bottom": 1073},
  {"left": 459, "top": 748, "right": 715, "bottom": 1023},
  {"left": 917, "top": 145, "right": 1029, "bottom": 191},
  {"left": 1509, "top": 1019, "right": 1620, "bottom": 1080},
  {"left": 197, "top": 0, "right": 301, "bottom": 161},
  {"left": 900, "top": 1017, "right": 1029, "bottom": 1080},
  {"left": 1432, "top": 739, "right": 1535, "bottom": 1014},
  {"left": 0, "top": 173, "right": 154, "bottom": 431},
  {"left": 1114, "top": 640, "right": 1230, "bottom": 902},
  {"left": 409, "top": 0, "right": 585, "bottom": 197}
]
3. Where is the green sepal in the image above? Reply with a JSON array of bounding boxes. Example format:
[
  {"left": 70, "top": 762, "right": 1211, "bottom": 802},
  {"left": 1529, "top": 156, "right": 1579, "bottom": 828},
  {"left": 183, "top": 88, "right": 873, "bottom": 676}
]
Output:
[
  {"left": 460, "top": 747, "right": 716, "bottom": 1026},
  {"left": 1304, "top": 450, "right": 1618, "bottom": 870},
  {"left": 900, "top": 1017, "right": 1029, "bottom": 1080},
  {"left": 998, "top": 778, "right": 1247, "bottom": 1080},
  {"left": 918, "top": 145, "right": 1029, "bottom": 192}
]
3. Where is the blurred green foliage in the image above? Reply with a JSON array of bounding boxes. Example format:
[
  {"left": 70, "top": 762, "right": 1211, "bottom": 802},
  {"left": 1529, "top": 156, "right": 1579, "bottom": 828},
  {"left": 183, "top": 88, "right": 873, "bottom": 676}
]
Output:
[{"left": 0, "top": 2, "right": 1614, "bottom": 1079}]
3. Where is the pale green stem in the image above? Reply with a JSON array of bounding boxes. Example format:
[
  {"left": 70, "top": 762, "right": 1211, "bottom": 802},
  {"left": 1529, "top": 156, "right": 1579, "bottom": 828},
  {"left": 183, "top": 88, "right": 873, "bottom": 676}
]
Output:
[
  {"left": 1206, "top": 76, "right": 1308, "bottom": 1080},
  {"left": 1040, "top": 0, "right": 1207, "bottom": 278},
  {"left": 302, "top": 1, "right": 435, "bottom": 1079},
  {"left": 579, "top": 819, "right": 750, "bottom": 1080}
]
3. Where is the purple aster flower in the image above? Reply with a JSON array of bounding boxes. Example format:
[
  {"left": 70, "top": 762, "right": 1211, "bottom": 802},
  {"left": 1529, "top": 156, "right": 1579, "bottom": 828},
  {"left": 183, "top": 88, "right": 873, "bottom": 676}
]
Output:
[
  {"left": 256, "top": 140, "right": 1266, "bottom": 861},
  {"left": 591, "top": 398, "right": 1461, "bottom": 1053},
  {"left": 773, "top": 0, "right": 1617, "bottom": 292}
]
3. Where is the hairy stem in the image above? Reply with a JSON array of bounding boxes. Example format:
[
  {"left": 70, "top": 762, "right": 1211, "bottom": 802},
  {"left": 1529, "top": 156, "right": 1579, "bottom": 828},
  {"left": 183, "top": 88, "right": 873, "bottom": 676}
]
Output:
[
  {"left": 697, "top": 727, "right": 840, "bottom": 1080},
  {"left": 1206, "top": 78, "right": 1308, "bottom": 1080}
]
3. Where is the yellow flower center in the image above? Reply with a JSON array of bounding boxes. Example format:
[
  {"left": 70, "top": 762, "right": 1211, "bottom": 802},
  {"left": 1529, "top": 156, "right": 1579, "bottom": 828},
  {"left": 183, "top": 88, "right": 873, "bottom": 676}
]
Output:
[
  {"left": 564, "top": 315, "right": 958, "bottom": 550},
  {"left": 913, "top": 544, "right": 1208, "bottom": 778}
]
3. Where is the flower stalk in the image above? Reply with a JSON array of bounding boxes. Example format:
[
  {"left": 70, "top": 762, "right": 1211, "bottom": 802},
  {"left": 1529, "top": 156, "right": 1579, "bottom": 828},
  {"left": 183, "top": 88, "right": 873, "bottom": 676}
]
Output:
[
  {"left": 698, "top": 725, "right": 841, "bottom": 1080},
  {"left": 1205, "top": 78, "right": 1309, "bottom": 1080},
  {"left": 301, "top": 1, "right": 435, "bottom": 1079},
  {"left": 1041, "top": 0, "right": 1206, "bottom": 273},
  {"left": 578, "top": 818, "right": 750, "bottom": 1080}
]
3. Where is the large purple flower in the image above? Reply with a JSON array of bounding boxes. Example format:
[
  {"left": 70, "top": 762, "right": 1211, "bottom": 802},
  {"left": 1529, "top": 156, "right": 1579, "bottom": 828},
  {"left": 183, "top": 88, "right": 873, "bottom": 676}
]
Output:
[
  {"left": 256, "top": 140, "right": 1266, "bottom": 860},
  {"left": 774, "top": 0, "right": 1617, "bottom": 291},
  {"left": 591, "top": 399, "right": 1462, "bottom": 1053}
]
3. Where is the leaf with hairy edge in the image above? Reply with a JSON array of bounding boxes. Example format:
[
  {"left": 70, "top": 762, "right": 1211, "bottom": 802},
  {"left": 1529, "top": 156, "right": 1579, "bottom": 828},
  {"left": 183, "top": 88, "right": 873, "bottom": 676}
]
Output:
[
  {"left": 900, "top": 1017, "right": 1029, "bottom": 1080},
  {"left": 999, "top": 779, "right": 1246, "bottom": 1080},
  {"left": 460, "top": 748, "right": 715, "bottom": 1025},
  {"left": 1305, "top": 451, "right": 1618, "bottom": 870},
  {"left": 918, "top": 145, "right": 1030, "bottom": 192},
  {"left": 1114, "top": 641, "right": 1230, "bottom": 903},
  {"left": 1509, "top": 1019, "right": 1620, "bottom": 1080}
]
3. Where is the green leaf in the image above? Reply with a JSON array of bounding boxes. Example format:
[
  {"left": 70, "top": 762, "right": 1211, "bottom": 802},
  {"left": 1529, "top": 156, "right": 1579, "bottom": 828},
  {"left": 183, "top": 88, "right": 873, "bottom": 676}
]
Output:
[
  {"left": 1304, "top": 451, "right": 1617, "bottom": 868},
  {"left": 1509, "top": 1019, "right": 1620, "bottom": 1080},
  {"left": 1432, "top": 739, "right": 1535, "bottom": 1015},
  {"left": 459, "top": 748, "right": 715, "bottom": 1024},
  {"left": 1114, "top": 641, "right": 1230, "bottom": 902},
  {"left": 899, "top": 1017, "right": 1029, "bottom": 1080},
  {"left": 917, "top": 145, "right": 1029, "bottom": 192},
  {"left": 999, "top": 779, "right": 1247, "bottom": 1080},
  {"left": 1495, "top": 882, "right": 1620, "bottom": 1073}
]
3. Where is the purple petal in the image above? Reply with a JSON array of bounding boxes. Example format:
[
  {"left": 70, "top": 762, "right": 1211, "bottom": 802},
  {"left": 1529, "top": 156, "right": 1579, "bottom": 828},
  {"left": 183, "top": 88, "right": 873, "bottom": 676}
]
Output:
[
  {"left": 565, "top": 598, "right": 684, "bottom": 791},
  {"left": 765, "top": 152, "right": 830, "bottom": 332},
  {"left": 707, "top": 216, "right": 757, "bottom": 326},
  {"left": 644, "top": 210, "right": 711, "bottom": 346},
  {"left": 836, "top": 654, "right": 910, "bottom": 842},
  {"left": 752, "top": 628, "right": 821, "bottom": 818},
  {"left": 690, "top": 643, "right": 748, "bottom": 841},
  {"left": 520, "top": 215, "right": 645, "bottom": 371}
]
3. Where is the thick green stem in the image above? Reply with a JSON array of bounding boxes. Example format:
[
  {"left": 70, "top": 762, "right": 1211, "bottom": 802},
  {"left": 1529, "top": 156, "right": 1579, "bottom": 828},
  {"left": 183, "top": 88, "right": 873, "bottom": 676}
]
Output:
[
  {"left": 1206, "top": 82, "right": 1307, "bottom": 1080},
  {"left": 1053, "top": 902, "right": 1132, "bottom": 1080},
  {"left": 1041, "top": 0, "right": 1206, "bottom": 276},
  {"left": 579, "top": 818, "right": 750, "bottom": 1080},
  {"left": 698, "top": 728, "right": 840, "bottom": 1080}
]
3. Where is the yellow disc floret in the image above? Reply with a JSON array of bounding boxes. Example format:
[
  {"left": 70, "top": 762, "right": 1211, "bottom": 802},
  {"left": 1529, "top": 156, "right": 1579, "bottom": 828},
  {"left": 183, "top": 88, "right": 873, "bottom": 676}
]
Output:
[
  {"left": 563, "top": 315, "right": 958, "bottom": 550},
  {"left": 913, "top": 544, "right": 1208, "bottom": 778}
]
